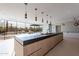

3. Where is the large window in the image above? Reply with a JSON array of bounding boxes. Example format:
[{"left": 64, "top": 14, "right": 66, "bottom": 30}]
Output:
[
  {"left": 17, "top": 22, "right": 26, "bottom": 34},
  {"left": 0, "top": 19, "right": 43, "bottom": 40},
  {"left": 0, "top": 19, "right": 5, "bottom": 40}
]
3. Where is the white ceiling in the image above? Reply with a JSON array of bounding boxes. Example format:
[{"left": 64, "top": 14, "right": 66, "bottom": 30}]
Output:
[
  {"left": 27, "top": 3, "right": 79, "bottom": 24},
  {"left": 0, "top": 3, "right": 79, "bottom": 24}
]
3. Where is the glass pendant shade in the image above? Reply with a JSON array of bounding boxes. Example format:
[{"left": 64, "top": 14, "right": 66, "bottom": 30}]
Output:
[
  {"left": 35, "top": 17, "right": 37, "bottom": 21},
  {"left": 25, "top": 13, "right": 27, "bottom": 19},
  {"left": 35, "top": 8, "right": 37, "bottom": 11},
  {"left": 35, "top": 8, "right": 38, "bottom": 21},
  {"left": 42, "top": 18, "right": 44, "bottom": 23},
  {"left": 25, "top": 3, "right": 28, "bottom": 19}
]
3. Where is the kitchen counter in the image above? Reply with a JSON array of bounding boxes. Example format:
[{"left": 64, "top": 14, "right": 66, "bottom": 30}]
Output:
[
  {"left": 15, "top": 33, "right": 62, "bottom": 46},
  {"left": 14, "top": 32, "right": 63, "bottom": 56}
]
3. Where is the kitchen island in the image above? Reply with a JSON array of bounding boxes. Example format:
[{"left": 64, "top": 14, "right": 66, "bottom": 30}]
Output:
[{"left": 14, "top": 33, "right": 63, "bottom": 56}]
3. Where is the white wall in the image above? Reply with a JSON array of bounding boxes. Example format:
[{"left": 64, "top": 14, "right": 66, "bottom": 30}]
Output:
[
  {"left": 63, "top": 32, "right": 79, "bottom": 39},
  {"left": 61, "top": 21, "right": 79, "bottom": 33}
]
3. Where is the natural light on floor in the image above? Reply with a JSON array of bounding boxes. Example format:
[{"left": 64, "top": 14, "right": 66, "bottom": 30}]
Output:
[{"left": 0, "top": 38, "right": 15, "bottom": 56}]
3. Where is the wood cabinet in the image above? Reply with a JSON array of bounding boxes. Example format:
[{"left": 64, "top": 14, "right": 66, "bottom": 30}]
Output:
[{"left": 15, "top": 33, "right": 63, "bottom": 56}]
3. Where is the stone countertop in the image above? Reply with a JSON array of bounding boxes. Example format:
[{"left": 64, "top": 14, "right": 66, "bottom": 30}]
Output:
[{"left": 15, "top": 33, "right": 62, "bottom": 46}]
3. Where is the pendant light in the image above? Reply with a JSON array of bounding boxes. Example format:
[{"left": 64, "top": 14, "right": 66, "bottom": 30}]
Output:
[
  {"left": 42, "top": 18, "right": 44, "bottom": 23},
  {"left": 46, "top": 14, "right": 48, "bottom": 24},
  {"left": 24, "top": 3, "right": 28, "bottom": 19},
  {"left": 49, "top": 16, "right": 51, "bottom": 24},
  {"left": 41, "top": 12, "right": 44, "bottom": 23},
  {"left": 47, "top": 20, "right": 48, "bottom": 24},
  {"left": 35, "top": 8, "right": 38, "bottom": 21}
]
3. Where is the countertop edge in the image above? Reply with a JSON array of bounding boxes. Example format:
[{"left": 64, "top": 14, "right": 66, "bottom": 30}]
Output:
[{"left": 15, "top": 33, "right": 63, "bottom": 46}]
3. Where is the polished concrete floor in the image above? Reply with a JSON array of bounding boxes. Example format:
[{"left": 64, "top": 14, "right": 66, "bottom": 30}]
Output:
[
  {"left": 0, "top": 38, "right": 14, "bottom": 56},
  {"left": 46, "top": 37, "right": 79, "bottom": 56},
  {"left": 0, "top": 33, "right": 79, "bottom": 56}
]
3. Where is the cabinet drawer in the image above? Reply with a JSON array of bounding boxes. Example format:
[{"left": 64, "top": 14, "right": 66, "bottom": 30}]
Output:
[
  {"left": 32, "top": 39, "right": 49, "bottom": 55},
  {"left": 29, "top": 48, "right": 42, "bottom": 56},
  {"left": 24, "top": 41, "right": 41, "bottom": 56}
]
